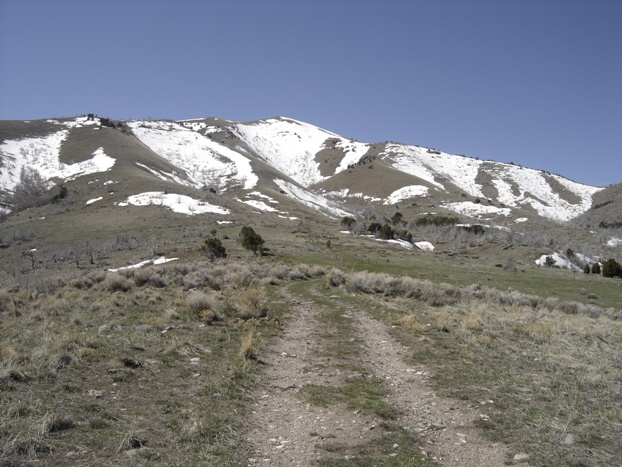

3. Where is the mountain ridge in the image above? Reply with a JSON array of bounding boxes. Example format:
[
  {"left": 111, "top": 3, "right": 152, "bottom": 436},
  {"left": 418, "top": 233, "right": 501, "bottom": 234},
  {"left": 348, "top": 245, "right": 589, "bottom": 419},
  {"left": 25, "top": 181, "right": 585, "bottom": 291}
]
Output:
[{"left": 0, "top": 115, "right": 614, "bottom": 227}]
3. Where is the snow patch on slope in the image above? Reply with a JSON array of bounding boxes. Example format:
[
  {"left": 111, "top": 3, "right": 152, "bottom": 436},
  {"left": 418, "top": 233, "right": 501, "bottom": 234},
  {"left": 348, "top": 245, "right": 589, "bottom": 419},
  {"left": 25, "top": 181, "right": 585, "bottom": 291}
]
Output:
[
  {"left": 0, "top": 130, "right": 115, "bottom": 192},
  {"left": 489, "top": 165, "right": 601, "bottom": 222},
  {"left": 535, "top": 253, "right": 581, "bottom": 271},
  {"left": 324, "top": 188, "right": 381, "bottom": 203},
  {"left": 383, "top": 144, "right": 483, "bottom": 195},
  {"left": 608, "top": 237, "right": 622, "bottom": 248},
  {"left": 233, "top": 118, "right": 334, "bottom": 186},
  {"left": 274, "top": 179, "right": 350, "bottom": 218},
  {"left": 333, "top": 139, "right": 370, "bottom": 174},
  {"left": 384, "top": 185, "right": 429, "bottom": 205},
  {"left": 444, "top": 201, "right": 511, "bottom": 219},
  {"left": 117, "top": 191, "right": 229, "bottom": 216},
  {"left": 128, "top": 121, "right": 257, "bottom": 190},
  {"left": 58, "top": 147, "right": 116, "bottom": 181},
  {"left": 415, "top": 241, "right": 435, "bottom": 251}
]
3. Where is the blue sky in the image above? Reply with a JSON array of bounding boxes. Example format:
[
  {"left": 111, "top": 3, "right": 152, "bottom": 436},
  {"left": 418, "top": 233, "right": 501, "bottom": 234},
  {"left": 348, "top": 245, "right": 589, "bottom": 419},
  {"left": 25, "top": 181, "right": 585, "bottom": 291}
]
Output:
[{"left": 1, "top": 0, "right": 620, "bottom": 186}]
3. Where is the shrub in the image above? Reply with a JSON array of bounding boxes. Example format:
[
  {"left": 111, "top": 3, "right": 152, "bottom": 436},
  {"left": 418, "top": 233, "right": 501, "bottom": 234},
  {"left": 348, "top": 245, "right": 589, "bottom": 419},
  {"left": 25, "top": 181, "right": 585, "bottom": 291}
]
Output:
[
  {"left": 11, "top": 167, "right": 50, "bottom": 211},
  {"left": 186, "top": 292, "right": 218, "bottom": 323},
  {"left": 592, "top": 262, "right": 601, "bottom": 274},
  {"left": 583, "top": 264, "right": 591, "bottom": 274},
  {"left": 200, "top": 237, "right": 227, "bottom": 261},
  {"left": 103, "top": 273, "right": 133, "bottom": 292},
  {"left": 414, "top": 216, "right": 459, "bottom": 227},
  {"left": 544, "top": 256, "right": 556, "bottom": 268},
  {"left": 602, "top": 258, "right": 622, "bottom": 278},
  {"left": 326, "top": 268, "right": 346, "bottom": 287},
  {"left": 224, "top": 288, "right": 269, "bottom": 320},
  {"left": 391, "top": 211, "right": 404, "bottom": 226},
  {"left": 0, "top": 290, "right": 11, "bottom": 312},
  {"left": 240, "top": 227, "right": 265, "bottom": 256},
  {"left": 368, "top": 222, "right": 382, "bottom": 234},
  {"left": 378, "top": 224, "right": 394, "bottom": 240},
  {"left": 341, "top": 216, "right": 356, "bottom": 230}
]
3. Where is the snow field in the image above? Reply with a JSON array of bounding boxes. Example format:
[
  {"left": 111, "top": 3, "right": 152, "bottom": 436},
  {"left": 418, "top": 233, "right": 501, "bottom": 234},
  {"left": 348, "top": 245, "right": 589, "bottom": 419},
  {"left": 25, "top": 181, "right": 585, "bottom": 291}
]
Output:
[
  {"left": 128, "top": 121, "right": 257, "bottom": 190},
  {"left": 116, "top": 191, "right": 229, "bottom": 216}
]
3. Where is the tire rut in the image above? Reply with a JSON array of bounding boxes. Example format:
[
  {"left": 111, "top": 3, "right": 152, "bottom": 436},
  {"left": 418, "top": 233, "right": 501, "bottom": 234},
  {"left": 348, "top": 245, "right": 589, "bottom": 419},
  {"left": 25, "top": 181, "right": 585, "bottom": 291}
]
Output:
[
  {"left": 243, "top": 285, "right": 517, "bottom": 466},
  {"left": 243, "top": 293, "right": 380, "bottom": 466},
  {"left": 353, "top": 309, "right": 513, "bottom": 466}
]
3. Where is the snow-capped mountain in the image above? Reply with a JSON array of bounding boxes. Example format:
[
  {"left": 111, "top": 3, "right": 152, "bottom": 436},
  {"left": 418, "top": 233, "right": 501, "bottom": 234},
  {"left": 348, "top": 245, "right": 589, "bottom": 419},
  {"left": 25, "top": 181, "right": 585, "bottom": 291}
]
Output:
[{"left": 0, "top": 115, "right": 606, "bottom": 223}]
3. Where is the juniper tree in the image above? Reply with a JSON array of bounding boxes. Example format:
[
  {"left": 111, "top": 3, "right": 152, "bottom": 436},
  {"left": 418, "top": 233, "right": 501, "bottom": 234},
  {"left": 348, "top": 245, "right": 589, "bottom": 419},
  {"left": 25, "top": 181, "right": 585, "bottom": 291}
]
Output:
[
  {"left": 201, "top": 236, "right": 227, "bottom": 262},
  {"left": 240, "top": 226, "right": 265, "bottom": 256}
]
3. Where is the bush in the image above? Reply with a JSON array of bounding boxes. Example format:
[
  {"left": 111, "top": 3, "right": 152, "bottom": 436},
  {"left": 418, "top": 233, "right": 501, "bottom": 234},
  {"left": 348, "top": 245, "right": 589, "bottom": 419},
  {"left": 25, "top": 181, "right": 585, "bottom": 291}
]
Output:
[
  {"left": 11, "top": 167, "right": 50, "bottom": 211},
  {"left": 341, "top": 216, "right": 356, "bottom": 230},
  {"left": 544, "top": 256, "right": 556, "bottom": 268},
  {"left": 592, "top": 263, "right": 601, "bottom": 274},
  {"left": 368, "top": 223, "right": 382, "bottom": 234},
  {"left": 186, "top": 292, "right": 217, "bottom": 313},
  {"left": 326, "top": 268, "right": 346, "bottom": 287},
  {"left": 391, "top": 211, "right": 404, "bottom": 226},
  {"left": 200, "top": 237, "right": 227, "bottom": 261},
  {"left": 414, "top": 216, "right": 459, "bottom": 227},
  {"left": 583, "top": 264, "right": 591, "bottom": 274},
  {"left": 602, "top": 258, "right": 622, "bottom": 278},
  {"left": 378, "top": 224, "right": 394, "bottom": 240},
  {"left": 240, "top": 227, "right": 265, "bottom": 256},
  {"left": 103, "top": 273, "right": 134, "bottom": 292}
]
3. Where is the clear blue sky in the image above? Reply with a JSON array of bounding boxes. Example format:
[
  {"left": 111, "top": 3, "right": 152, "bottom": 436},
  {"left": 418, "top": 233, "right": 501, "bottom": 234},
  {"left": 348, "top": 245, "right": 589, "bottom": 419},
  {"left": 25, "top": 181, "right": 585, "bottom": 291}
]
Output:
[{"left": 1, "top": 0, "right": 620, "bottom": 186}]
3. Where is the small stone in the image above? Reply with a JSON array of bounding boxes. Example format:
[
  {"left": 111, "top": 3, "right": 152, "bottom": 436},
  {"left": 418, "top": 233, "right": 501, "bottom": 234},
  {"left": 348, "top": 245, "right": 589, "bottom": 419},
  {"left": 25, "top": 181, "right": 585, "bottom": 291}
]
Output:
[
  {"left": 562, "top": 434, "right": 575, "bottom": 446},
  {"left": 88, "top": 389, "right": 103, "bottom": 398},
  {"left": 513, "top": 453, "right": 530, "bottom": 462}
]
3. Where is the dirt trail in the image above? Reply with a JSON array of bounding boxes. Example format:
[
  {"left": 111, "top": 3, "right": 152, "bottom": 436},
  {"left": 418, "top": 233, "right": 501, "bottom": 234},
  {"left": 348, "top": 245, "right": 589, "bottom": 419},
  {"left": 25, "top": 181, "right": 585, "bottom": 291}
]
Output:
[
  {"left": 243, "top": 287, "right": 516, "bottom": 466},
  {"left": 354, "top": 310, "right": 510, "bottom": 466}
]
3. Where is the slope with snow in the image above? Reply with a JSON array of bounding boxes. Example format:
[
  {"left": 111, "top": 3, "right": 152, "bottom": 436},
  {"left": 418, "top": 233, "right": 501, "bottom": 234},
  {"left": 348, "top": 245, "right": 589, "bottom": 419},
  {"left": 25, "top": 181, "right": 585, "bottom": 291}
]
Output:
[
  {"left": 128, "top": 121, "right": 257, "bottom": 190},
  {"left": 0, "top": 125, "right": 115, "bottom": 193},
  {"left": 488, "top": 164, "right": 602, "bottom": 222},
  {"left": 274, "top": 179, "right": 350, "bottom": 218},
  {"left": 535, "top": 252, "right": 582, "bottom": 271},
  {"left": 382, "top": 144, "right": 481, "bottom": 194},
  {"left": 384, "top": 185, "right": 429, "bottom": 205},
  {"left": 232, "top": 118, "right": 367, "bottom": 187},
  {"left": 117, "top": 191, "right": 229, "bottom": 216},
  {"left": 380, "top": 142, "right": 601, "bottom": 221}
]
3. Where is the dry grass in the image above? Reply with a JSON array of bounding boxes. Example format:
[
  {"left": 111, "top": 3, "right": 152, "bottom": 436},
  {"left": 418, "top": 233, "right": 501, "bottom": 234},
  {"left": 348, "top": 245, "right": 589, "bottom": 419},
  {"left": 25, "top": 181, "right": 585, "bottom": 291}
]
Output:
[
  {"left": 328, "top": 270, "right": 622, "bottom": 466},
  {"left": 0, "top": 258, "right": 289, "bottom": 465}
]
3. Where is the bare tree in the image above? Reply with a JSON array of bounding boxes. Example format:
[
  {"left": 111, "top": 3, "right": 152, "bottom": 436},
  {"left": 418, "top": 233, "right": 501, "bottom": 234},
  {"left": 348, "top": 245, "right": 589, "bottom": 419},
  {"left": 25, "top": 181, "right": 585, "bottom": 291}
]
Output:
[{"left": 12, "top": 167, "right": 49, "bottom": 211}]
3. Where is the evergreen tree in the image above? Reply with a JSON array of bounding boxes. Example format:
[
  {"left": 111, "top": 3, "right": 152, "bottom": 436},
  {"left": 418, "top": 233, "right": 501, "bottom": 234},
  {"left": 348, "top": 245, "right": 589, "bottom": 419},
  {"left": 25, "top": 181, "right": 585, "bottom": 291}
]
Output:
[
  {"left": 340, "top": 216, "right": 356, "bottom": 230},
  {"left": 602, "top": 258, "right": 622, "bottom": 278},
  {"left": 592, "top": 262, "right": 601, "bottom": 275},
  {"left": 200, "top": 237, "right": 227, "bottom": 261},
  {"left": 378, "top": 224, "right": 395, "bottom": 240},
  {"left": 240, "top": 226, "right": 265, "bottom": 256}
]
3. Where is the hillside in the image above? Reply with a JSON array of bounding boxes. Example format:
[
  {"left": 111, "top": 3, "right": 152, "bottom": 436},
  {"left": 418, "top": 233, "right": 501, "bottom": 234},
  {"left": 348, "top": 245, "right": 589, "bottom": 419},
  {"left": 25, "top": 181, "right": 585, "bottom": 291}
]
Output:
[
  {"left": 0, "top": 114, "right": 620, "bottom": 283},
  {"left": 1, "top": 115, "right": 621, "bottom": 466}
]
